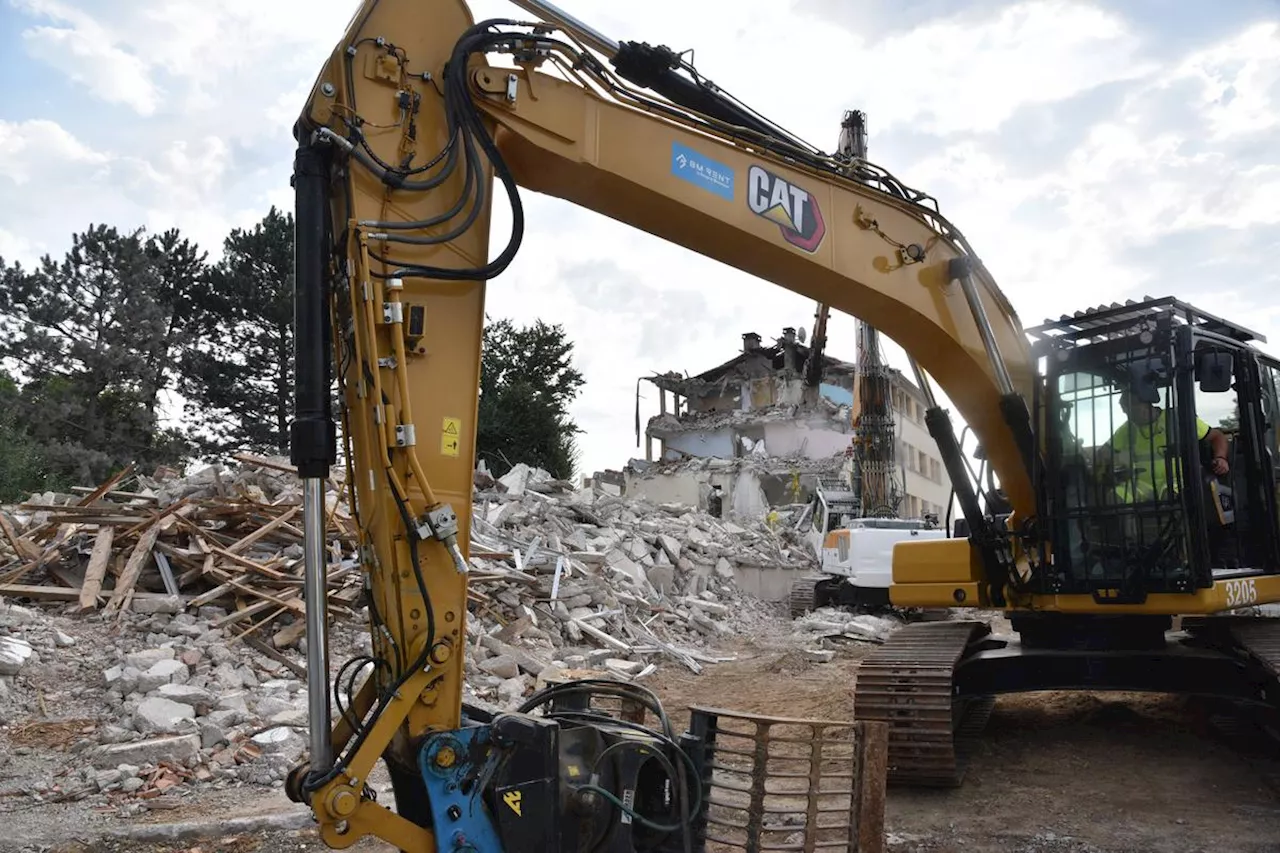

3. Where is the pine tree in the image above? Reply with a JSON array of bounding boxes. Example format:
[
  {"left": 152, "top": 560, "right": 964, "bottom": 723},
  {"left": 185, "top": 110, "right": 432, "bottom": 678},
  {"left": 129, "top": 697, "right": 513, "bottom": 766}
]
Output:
[
  {"left": 0, "top": 225, "right": 194, "bottom": 485},
  {"left": 180, "top": 207, "right": 296, "bottom": 457},
  {"left": 476, "top": 317, "right": 584, "bottom": 479}
]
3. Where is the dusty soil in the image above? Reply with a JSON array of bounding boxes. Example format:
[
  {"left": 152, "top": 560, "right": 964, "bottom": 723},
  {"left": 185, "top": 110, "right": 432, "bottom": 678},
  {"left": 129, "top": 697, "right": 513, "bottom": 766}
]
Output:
[
  {"left": 10, "top": 624, "right": 1280, "bottom": 853},
  {"left": 649, "top": 644, "right": 1280, "bottom": 853}
]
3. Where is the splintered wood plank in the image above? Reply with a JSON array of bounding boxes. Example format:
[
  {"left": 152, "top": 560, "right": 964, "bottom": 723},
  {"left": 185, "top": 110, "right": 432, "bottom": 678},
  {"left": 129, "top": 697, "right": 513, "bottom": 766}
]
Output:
[
  {"left": 103, "top": 523, "right": 162, "bottom": 615},
  {"left": 272, "top": 620, "right": 306, "bottom": 649},
  {"left": 0, "top": 523, "right": 76, "bottom": 586},
  {"left": 206, "top": 546, "right": 290, "bottom": 580},
  {"left": 232, "top": 453, "right": 299, "bottom": 475},
  {"left": 213, "top": 596, "right": 298, "bottom": 627},
  {"left": 11, "top": 465, "right": 135, "bottom": 548},
  {"left": 854, "top": 721, "right": 888, "bottom": 853},
  {"left": 0, "top": 513, "right": 41, "bottom": 563},
  {"left": 187, "top": 571, "right": 253, "bottom": 609},
  {"left": 244, "top": 635, "right": 307, "bottom": 679},
  {"left": 76, "top": 465, "right": 137, "bottom": 505},
  {"left": 0, "top": 584, "right": 178, "bottom": 603},
  {"left": 79, "top": 527, "right": 116, "bottom": 611},
  {"left": 201, "top": 568, "right": 305, "bottom": 613},
  {"left": 69, "top": 486, "right": 158, "bottom": 503},
  {"left": 223, "top": 506, "right": 299, "bottom": 555},
  {"left": 119, "top": 498, "right": 193, "bottom": 540}
]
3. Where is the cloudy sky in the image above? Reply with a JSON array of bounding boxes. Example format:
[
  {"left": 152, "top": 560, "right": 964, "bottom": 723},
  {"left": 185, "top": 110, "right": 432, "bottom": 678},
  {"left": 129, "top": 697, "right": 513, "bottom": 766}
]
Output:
[{"left": 2, "top": 0, "right": 1278, "bottom": 478}]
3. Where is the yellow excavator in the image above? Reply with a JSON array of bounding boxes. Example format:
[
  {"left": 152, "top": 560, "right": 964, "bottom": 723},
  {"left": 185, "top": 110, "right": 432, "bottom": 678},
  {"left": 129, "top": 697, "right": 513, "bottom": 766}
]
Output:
[{"left": 284, "top": 0, "right": 1280, "bottom": 848}]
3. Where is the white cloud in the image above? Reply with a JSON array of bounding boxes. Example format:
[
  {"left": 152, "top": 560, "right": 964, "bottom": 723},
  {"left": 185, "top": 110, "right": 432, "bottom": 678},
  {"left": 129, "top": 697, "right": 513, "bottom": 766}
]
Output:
[
  {"left": 1173, "top": 22, "right": 1280, "bottom": 141},
  {"left": 3, "top": 0, "right": 1278, "bottom": 478},
  {"left": 0, "top": 118, "right": 109, "bottom": 185},
  {"left": 15, "top": 0, "right": 161, "bottom": 115}
]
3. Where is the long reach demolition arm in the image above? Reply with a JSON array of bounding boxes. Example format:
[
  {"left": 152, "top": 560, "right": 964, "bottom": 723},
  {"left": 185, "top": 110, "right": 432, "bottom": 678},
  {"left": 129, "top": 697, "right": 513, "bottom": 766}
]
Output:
[{"left": 286, "top": 0, "right": 1038, "bottom": 848}]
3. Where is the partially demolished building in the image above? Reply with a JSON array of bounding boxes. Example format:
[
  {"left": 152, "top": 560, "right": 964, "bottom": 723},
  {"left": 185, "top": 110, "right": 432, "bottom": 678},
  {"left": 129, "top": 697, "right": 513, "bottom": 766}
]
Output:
[{"left": 626, "top": 328, "right": 953, "bottom": 522}]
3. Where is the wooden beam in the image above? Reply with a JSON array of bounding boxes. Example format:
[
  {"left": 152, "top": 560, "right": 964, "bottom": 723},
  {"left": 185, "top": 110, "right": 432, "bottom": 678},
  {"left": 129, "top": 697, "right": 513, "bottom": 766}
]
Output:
[
  {"left": 244, "top": 635, "right": 307, "bottom": 680},
  {"left": 853, "top": 720, "right": 888, "bottom": 853},
  {"left": 0, "top": 584, "right": 180, "bottom": 603},
  {"left": 223, "top": 506, "right": 300, "bottom": 555},
  {"left": 78, "top": 527, "right": 116, "bottom": 611},
  {"left": 103, "top": 523, "right": 162, "bottom": 615},
  {"left": 0, "top": 513, "right": 40, "bottom": 562}
]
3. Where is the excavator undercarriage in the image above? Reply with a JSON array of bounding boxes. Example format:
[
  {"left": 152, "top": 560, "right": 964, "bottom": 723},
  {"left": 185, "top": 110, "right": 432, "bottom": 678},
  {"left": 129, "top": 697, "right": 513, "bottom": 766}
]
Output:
[{"left": 854, "top": 615, "right": 1280, "bottom": 786}]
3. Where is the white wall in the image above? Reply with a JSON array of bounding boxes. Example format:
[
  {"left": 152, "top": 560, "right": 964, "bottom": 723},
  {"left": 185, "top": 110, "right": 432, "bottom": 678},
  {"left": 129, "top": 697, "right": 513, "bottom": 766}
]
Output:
[
  {"left": 624, "top": 472, "right": 705, "bottom": 507},
  {"left": 663, "top": 428, "right": 735, "bottom": 460},
  {"left": 761, "top": 421, "right": 850, "bottom": 459},
  {"left": 897, "top": 411, "right": 952, "bottom": 516}
]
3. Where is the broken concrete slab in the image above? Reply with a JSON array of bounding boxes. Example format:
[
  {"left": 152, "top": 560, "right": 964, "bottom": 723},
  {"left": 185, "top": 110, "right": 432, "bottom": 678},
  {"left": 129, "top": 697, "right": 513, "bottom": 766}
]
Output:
[
  {"left": 0, "top": 601, "right": 39, "bottom": 627},
  {"left": 478, "top": 655, "right": 520, "bottom": 679},
  {"left": 132, "top": 595, "right": 184, "bottom": 615},
  {"left": 125, "top": 648, "right": 176, "bottom": 671},
  {"left": 800, "top": 648, "right": 836, "bottom": 663},
  {"left": 134, "top": 696, "right": 196, "bottom": 734},
  {"left": 136, "top": 659, "right": 189, "bottom": 693},
  {"left": 0, "top": 636, "right": 34, "bottom": 675},
  {"left": 478, "top": 635, "right": 550, "bottom": 676},
  {"left": 91, "top": 734, "right": 201, "bottom": 769},
  {"left": 154, "top": 683, "right": 215, "bottom": 710}
]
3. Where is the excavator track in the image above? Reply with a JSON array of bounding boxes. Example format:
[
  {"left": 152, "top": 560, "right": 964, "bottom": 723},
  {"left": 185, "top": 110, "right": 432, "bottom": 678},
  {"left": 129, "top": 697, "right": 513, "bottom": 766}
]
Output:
[
  {"left": 1203, "top": 617, "right": 1280, "bottom": 790},
  {"left": 1229, "top": 618, "right": 1280, "bottom": 681},
  {"left": 788, "top": 577, "right": 820, "bottom": 619},
  {"left": 851, "top": 620, "right": 992, "bottom": 787}
]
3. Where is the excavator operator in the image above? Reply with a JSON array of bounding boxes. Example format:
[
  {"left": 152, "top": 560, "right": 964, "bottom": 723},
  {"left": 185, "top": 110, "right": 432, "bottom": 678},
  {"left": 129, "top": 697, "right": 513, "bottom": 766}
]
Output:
[{"left": 1100, "top": 388, "right": 1229, "bottom": 503}]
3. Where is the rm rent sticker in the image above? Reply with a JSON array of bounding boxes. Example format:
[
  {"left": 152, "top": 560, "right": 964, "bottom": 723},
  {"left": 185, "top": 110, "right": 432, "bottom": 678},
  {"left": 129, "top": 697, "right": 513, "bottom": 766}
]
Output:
[{"left": 671, "top": 141, "right": 734, "bottom": 201}]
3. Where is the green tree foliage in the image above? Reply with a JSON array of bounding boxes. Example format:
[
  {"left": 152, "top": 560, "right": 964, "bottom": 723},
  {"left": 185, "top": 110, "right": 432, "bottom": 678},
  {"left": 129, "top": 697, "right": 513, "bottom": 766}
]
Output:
[
  {"left": 0, "top": 212, "right": 589, "bottom": 495},
  {"left": 180, "top": 207, "right": 296, "bottom": 457},
  {"left": 1218, "top": 405, "right": 1239, "bottom": 432},
  {"left": 0, "top": 225, "right": 195, "bottom": 486},
  {"left": 476, "top": 317, "right": 584, "bottom": 480},
  {"left": 0, "top": 370, "right": 67, "bottom": 501}
]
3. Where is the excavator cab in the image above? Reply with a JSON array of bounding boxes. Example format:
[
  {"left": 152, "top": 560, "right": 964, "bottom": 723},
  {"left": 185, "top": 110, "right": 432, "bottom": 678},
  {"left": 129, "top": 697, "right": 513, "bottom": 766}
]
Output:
[
  {"left": 1030, "top": 298, "right": 1280, "bottom": 604},
  {"left": 852, "top": 300, "right": 1280, "bottom": 789}
]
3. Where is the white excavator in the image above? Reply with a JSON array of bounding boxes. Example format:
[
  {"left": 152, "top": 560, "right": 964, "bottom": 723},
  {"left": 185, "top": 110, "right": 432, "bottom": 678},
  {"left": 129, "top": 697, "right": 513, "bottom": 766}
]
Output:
[{"left": 789, "top": 112, "right": 946, "bottom": 618}]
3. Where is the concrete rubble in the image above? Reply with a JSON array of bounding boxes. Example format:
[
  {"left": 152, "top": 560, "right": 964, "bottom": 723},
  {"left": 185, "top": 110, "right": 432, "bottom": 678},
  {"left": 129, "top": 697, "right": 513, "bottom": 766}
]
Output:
[
  {"left": 0, "top": 456, "right": 827, "bottom": 814},
  {"left": 460, "top": 462, "right": 815, "bottom": 706}
]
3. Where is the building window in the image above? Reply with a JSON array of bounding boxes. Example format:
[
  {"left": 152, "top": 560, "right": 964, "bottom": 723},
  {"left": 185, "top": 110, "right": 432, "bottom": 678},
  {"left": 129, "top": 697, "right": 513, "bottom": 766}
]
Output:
[{"left": 930, "top": 458, "right": 941, "bottom": 483}]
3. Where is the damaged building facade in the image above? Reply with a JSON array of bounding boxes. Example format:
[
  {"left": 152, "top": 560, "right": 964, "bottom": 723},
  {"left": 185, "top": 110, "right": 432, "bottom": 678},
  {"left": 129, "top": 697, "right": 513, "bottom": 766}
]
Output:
[{"left": 626, "top": 327, "right": 953, "bottom": 522}]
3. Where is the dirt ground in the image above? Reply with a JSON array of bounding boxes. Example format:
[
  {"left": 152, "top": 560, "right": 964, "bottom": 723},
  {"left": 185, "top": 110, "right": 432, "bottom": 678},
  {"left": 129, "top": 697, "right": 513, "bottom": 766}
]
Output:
[{"left": 13, "top": 628, "right": 1280, "bottom": 853}]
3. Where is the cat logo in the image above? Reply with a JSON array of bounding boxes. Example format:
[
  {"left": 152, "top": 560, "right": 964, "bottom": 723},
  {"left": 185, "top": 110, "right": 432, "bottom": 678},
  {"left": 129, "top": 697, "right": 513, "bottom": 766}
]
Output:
[
  {"left": 502, "top": 790, "right": 523, "bottom": 817},
  {"left": 746, "top": 165, "right": 826, "bottom": 253}
]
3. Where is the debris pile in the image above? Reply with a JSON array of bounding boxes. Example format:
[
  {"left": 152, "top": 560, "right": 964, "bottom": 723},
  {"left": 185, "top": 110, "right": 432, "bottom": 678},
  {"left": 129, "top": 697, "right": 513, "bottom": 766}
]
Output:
[
  {"left": 459, "top": 461, "right": 813, "bottom": 705},
  {"left": 0, "top": 456, "right": 825, "bottom": 809},
  {"left": 0, "top": 454, "right": 359, "bottom": 650}
]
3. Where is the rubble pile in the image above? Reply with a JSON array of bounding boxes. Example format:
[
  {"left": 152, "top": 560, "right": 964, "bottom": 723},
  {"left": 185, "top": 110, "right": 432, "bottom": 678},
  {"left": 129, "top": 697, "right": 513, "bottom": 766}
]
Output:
[
  {"left": 0, "top": 454, "right": 360, "bottom": 648},
  {"left": 459, "top": 462, "right": 813, "bottom": 705},
  {"left": 0, "top": 594, "right": 363, "bottom": 811},
  {"left": 0, "top": 456, "right": 824, "bottom": 810}
]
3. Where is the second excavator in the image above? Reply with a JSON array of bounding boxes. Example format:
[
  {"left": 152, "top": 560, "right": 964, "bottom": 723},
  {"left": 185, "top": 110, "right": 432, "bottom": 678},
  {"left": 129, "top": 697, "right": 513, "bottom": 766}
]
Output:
[{"left": 282, "top": 0, "right": 1280, "bottom": 848}]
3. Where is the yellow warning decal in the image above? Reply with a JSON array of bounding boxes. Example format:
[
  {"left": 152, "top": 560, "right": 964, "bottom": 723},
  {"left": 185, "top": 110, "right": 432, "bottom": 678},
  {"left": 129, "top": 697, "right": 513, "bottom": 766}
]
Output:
[
  {"left": 503, "top": 790, "right": 522, "bottom": 816},
  {"left": 441, "top": 416, "right": 461, "bottom": 457}
]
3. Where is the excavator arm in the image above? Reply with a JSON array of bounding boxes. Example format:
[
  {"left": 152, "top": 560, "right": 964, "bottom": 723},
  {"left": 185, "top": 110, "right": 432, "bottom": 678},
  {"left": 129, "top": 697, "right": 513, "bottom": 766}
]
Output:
[{"left": 284, "top": 0, "right": 1040, "bottom": 848}]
